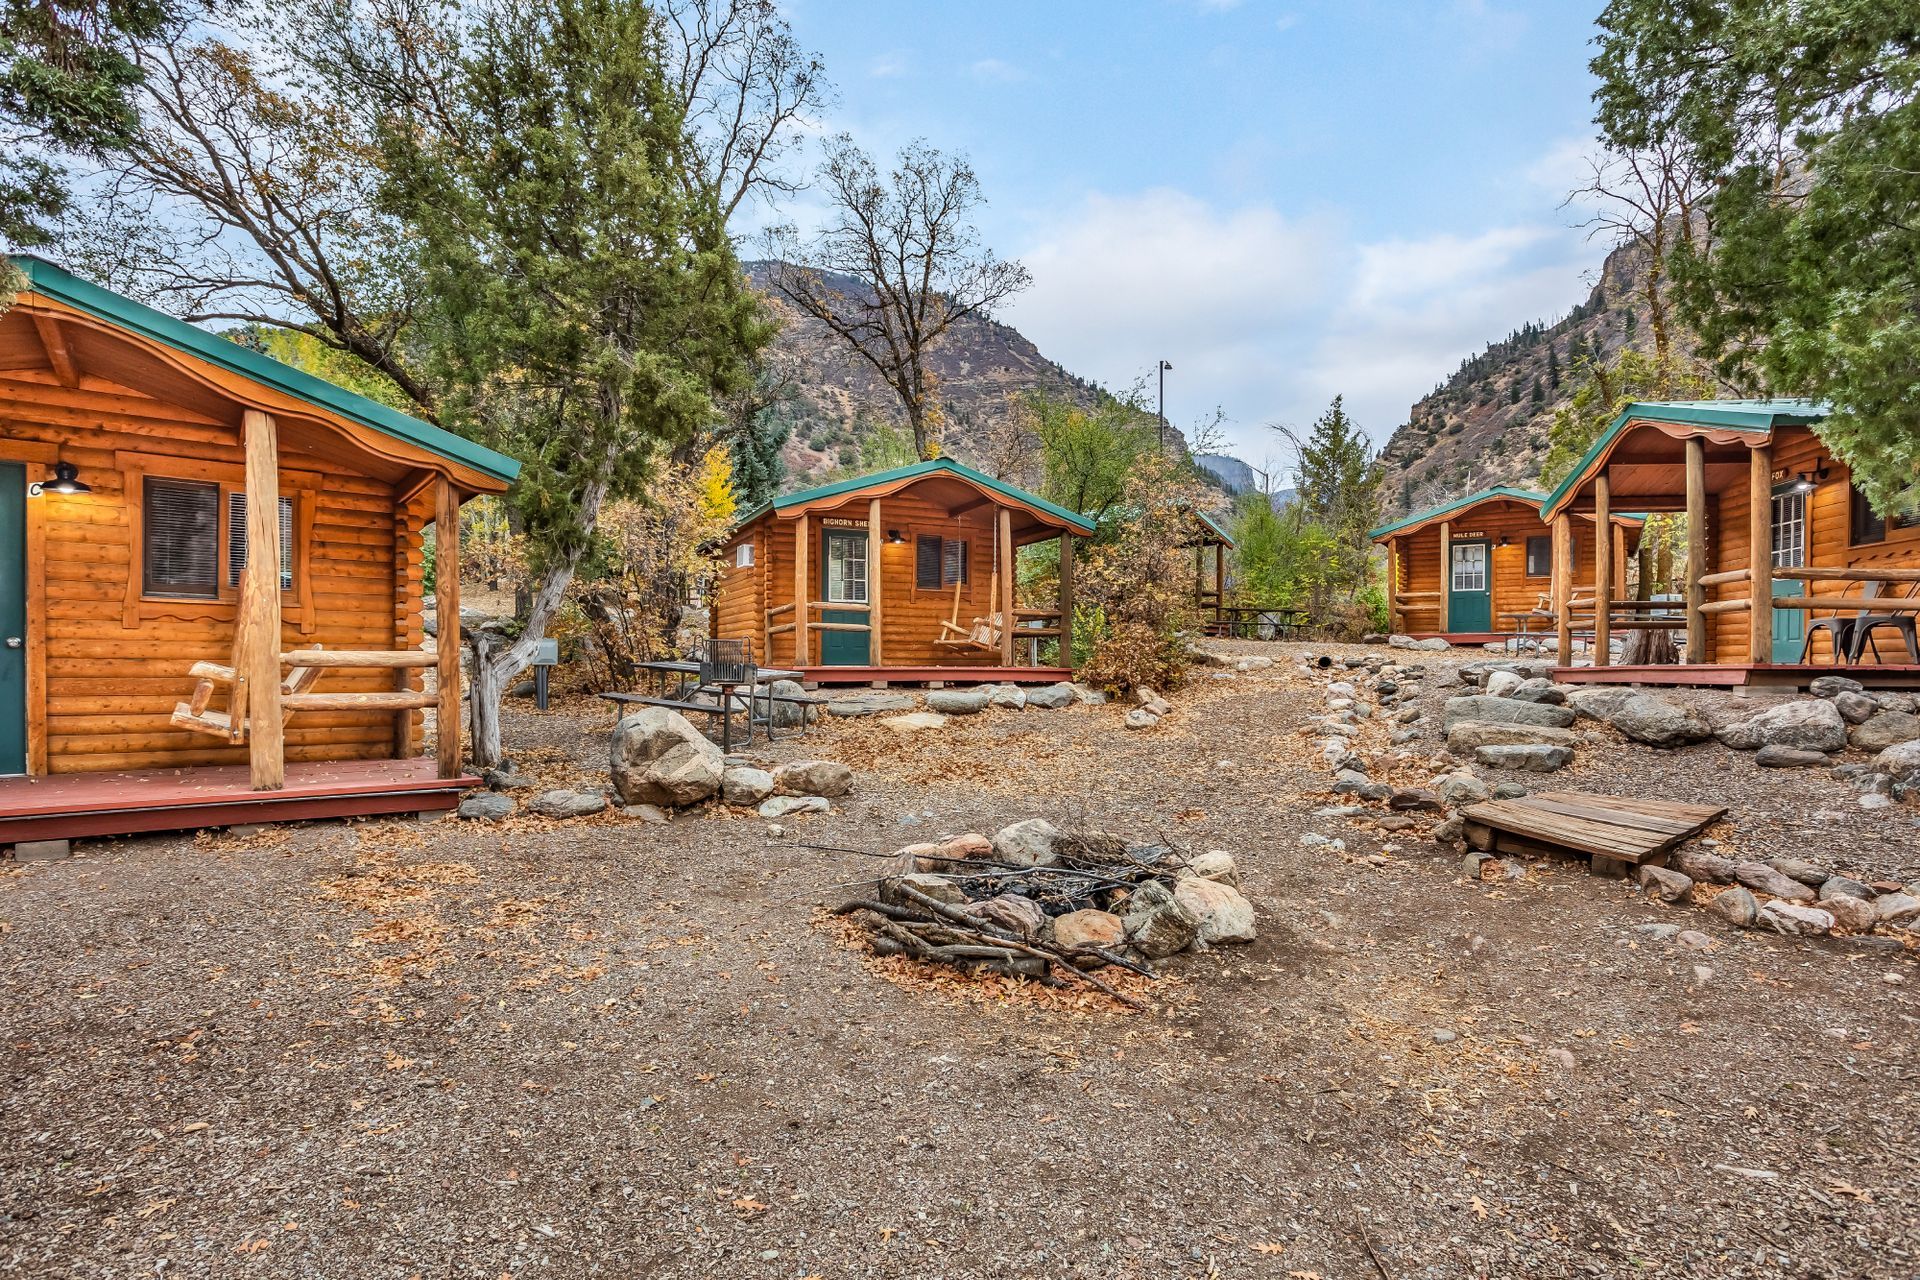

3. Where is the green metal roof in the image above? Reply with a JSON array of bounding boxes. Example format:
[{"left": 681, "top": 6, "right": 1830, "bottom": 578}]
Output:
[
  {"left": 1539, "top": 398, "right": 1827, "bottom": 519},
  {"left": 1193, "top": 508, "right": 1235, "bottom": 547},
  {"left": 1368, "top": 485, "right": 1548, "bottom": 541},
  {"left": 13, "top": 255, "right": 521, "bottom": 488},
  {"left": 734, "top": 457, "right": 1097, "bottom": 534}
]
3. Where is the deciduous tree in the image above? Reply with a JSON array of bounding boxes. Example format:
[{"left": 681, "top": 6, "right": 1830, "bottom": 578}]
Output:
[{"left": 767, "top": 135, "right": 1031, "bottom": 460}]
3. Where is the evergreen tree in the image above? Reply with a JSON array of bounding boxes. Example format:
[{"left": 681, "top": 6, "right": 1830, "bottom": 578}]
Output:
[
  {"left": 1593, "top": 0, "right": 1920, "bottom": 513},
  {"left": 1546, "top": 343, "right": 1560, "bottom": 389},
  {"left": 1279, "top": 396, "right": 1380, "bottom": 613},
  {"left": 376, "top": 0, "right": 770, "bottom": 765},
  {"left": 1530, "top": 376, "right": 1545, "bottom": 407},
  {"left": 0, "top": 0, "right": 182, "bottom": 249}
]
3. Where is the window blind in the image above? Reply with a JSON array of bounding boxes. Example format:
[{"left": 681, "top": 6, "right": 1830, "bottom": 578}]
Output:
[
  {"left": 143, "top": 478, "right": 220, "bottom": 598},
  {"left": 942, "top": 538, "right": 968, "bottom": 587},
  {"left": 915, "top": 536, "right": 942, "bottom": 589},
  {"left": 227, "top": 492, "right": 296, "bottom": 590}
]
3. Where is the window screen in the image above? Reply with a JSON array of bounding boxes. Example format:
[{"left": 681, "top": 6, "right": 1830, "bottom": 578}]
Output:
[
  {"left": 227, "top": 492, "right": 296, "bottom": 591},
  {"left": 735, "top": 543, "right": 754, "bottom": 568},
  {"left": 942, "top": 538, "right": 968, "bottom": 586},
  {"left": 143, "top": 478, "right": 220, "bottom": 598},
  {"left": 1525, "top": 536, "right": 1551, "bottom": 578}
]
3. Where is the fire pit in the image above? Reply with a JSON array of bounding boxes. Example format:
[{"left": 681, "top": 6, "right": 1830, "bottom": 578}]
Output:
[{"left": 822, "top": 820, "right": 1257, "bottom": 1011}]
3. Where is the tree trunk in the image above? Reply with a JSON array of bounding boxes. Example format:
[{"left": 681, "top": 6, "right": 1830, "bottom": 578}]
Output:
[{"left": 465, "top": 438, "right": 619, "bottom": 770}]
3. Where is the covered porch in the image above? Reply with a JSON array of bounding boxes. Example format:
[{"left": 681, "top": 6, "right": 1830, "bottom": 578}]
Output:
[
  {"left": 714, "top": 459, "right": 1095, "bottom": 685},
  {"left": 1538, "top": 399, "right": 1920, "bottom": 689}
]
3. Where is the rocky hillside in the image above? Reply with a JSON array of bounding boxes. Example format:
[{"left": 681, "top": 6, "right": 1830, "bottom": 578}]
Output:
[
  {"left": 1374, "top": 242, "right": 1662, "bottom": 521},
  {"left": 745, "top": 262, "right": 1147, "bottom": 483}
]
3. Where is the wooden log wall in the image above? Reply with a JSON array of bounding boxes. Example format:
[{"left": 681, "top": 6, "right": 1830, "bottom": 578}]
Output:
[
  {"left": 1706, "top": 426, "right": 1920, "bottom": 664},
  {"left": 1, "top": 368, "right": 412, "bottom": 773},
  {"left": 1389, "top": 498, "right": 1616, "bottom": 633},
  {"left": 714, "top": 492, "right": 1051, "bottom": 668}
]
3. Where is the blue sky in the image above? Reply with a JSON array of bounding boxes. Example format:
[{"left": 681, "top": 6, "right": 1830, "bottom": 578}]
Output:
[{"left": 769, "top": 0, "right": 1614, "bottom": 471}]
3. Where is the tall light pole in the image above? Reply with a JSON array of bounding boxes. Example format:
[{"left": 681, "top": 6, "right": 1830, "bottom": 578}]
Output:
[{"left": 1157, "top": 359, "right": 1172, "bottom": 448}]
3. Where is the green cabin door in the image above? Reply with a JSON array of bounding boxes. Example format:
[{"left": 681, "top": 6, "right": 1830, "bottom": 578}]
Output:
[
  {"left": 0, "top": 462, "right": 26, "bottom": 775},
  {"left": 1770, "top": 484, "right": 1807, "bottom": 663},
  {"left": 1447, "top": 540, "right": 1492, "bottom": 634},
  {"left": 819, "top": 529, "right": 871, "bottom": 666}
]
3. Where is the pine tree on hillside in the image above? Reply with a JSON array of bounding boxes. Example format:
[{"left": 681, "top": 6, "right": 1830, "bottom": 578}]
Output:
[{"left": 1546, "top": 344, "right": 1560, "bottom": 390}]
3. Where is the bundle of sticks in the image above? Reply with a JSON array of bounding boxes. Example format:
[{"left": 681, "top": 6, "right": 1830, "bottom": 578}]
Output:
[
  {"left": 816, "top": 832, "right": 1189, "bottom": 1012},
  {"left": 832, "top": 881, "right": 1154, "bottom": 1011}
]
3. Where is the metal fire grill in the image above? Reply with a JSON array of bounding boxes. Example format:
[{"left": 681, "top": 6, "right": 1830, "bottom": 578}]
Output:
[{"left": 700, "top": 638, "right": 755, "bottom": 688}]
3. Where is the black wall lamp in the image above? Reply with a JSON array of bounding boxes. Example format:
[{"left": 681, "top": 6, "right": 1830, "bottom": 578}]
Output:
[
  {"left": 29, "top": 459, "right": 90, "bottom": 496},
  {"left": 1794, "top": 457, "right": 1832, "bottom": 492},
  {"left": 886, "top": 528, "right": 906, "bottom": 544}
]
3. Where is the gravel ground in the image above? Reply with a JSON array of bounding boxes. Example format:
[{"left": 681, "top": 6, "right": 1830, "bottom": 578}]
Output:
[{"left": 2, "top": 641, "right": 1916, "bottom": 1279}]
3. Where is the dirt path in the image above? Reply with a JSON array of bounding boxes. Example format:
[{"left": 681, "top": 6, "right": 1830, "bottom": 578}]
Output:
[{"left": 1, "top": 644, "right": 1915, "bottom": 1278}]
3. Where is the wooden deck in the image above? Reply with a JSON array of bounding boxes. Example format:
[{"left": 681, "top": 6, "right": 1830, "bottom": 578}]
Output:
[
  {"left": 1462, "top": 790, "right": 1726, "bottom": 873},
  {"left": 1552, "top": 662, "right": 1920, "bottom": 690},
  {"left": 0, "top": 759, "right": 476, "bottom": 846},
  {"left": 798, "top": 665, "right": 1074, "bottom": 687}
]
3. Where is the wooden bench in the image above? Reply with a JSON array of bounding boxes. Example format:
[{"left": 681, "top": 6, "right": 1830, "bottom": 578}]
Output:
[{"left": 1461, "top": 790, "right": 1727, "bottom": 878}]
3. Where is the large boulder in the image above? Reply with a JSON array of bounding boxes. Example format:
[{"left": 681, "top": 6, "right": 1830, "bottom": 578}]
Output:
[
  {"left": 1053, "top": 909, "right": 1126, "bottom": 952},
  {"left": 773, "top": 760, "right": 854, "bottom": 798},
  {"left": 1606, "top": 693, "right": 1714, "bottom": 747},
  {"left": 986, "top": 685, "right": 1027, "bottom": 710},
  {"left": 763, "top": 679, "right": 819, "bottom": 729},
  {"left": 1442, "top": 695, "right": 1575, "bottom": 730},
  {"left": 530, "top": 788, "right": 608, "bottom": 819},
  {"left": 966, "top": 893, "right": 1049, "bottom": 940},
  {"left": 1122, "top": 881, "right": 1199, "bottom": 958},
  {"left": 1758, "top": 901, "right": 1834, "bottom": 937},
  {"left": 1474, "top": 744, "right": 1573, "bottom": 772},
  {"left": 1025, "top": 682, "right": 1077, "bottom": 710},
  {"left": 1638, "top": 864, "right": 1695, "bottom": 903},
  {"left": 1831, "top": 691, "right": 1879, "bottom": 725},
  {"left": 1851, "top": 710, "right": 1920, "bottom": 753},
  {"left": 927, "top": 688, "right": 992, "bottom": 715},
  {"left": 1172, "top": 877, "right": 1257, "bottom": 944},
  {"left": 1823, "top": 894, "right": 1879, "bottom": 933},
  {"left": 1176, "top": 850, "right": 1242, "bottom": 888},
  {"left": 991, "top": 818, "right": 1063, "bottom": 868},
  {"left": 1671, "top": 847, "right": 1739, "bottom": 885},
  {"left": 1715, "top": 699, "right": 1849, "bottom": 753},
  {"left": 458, "top": 791, "right": 515, "bottom": 822},
  {"left": 610, "top": 708, "right": 724, "bottom": 807},
  {"left": 720, "top": 765, "right": 775, "bottom": 806},
  {"left": 1873, "top": 739, "right": 1920, "bottom": 782},
  {"left": 825, "top": 692, "right": 915, "bottom": 718},
  {"left": 883, "top": 873, "right": 969, "bottom": 908},
  {"left": 1446, "top": 721, "right": 1581, "bottom": 754},
  {"left": 1483, "top": 670, "right": 1524, "bottom": 698},
  {"left": 1732, "top": 860, "right": 1817, "bottom": 903},
  {"left": 1565, "top": 687, "right": 1636, "bottom": 723},
  {"left": 1809, "top": 675, "right": 1865, "bottom": 699},
  {"left": 1705, "top": 885, "right": 1758, "bottom": 927}
]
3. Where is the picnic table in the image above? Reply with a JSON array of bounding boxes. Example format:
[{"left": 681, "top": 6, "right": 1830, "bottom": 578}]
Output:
[
  {"left": 1210, "top": 605, "right": 1309, "bottom": 640},
  {"left": 599, "top": 659, "right": 813, "bottom": 751}
]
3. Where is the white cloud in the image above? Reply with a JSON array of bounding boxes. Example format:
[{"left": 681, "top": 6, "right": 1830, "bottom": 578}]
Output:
[
  {"left": 968, "top": 57, "right": 1027, "bottom": 83},
  {"left": 1004, "top": 186, "right": 1600, "bottom": 463},
  {"left": 868, "top": 50, "right": 910, "bottom": 79},
  {"left": 1274, "top": 12, "right": 1301, "bottom": 33}
]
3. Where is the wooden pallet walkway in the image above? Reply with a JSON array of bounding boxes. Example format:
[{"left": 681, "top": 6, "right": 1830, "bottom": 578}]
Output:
[{"left": 1461, "top": 790, "right": 1727, "bottom": 876}]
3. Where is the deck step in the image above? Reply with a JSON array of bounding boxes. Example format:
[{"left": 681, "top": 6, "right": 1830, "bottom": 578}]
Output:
[{"left": 1461, "top": 790, "right": 1726, "bottom": 870}]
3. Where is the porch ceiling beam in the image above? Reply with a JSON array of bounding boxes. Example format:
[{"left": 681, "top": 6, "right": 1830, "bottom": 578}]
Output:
[
  {"left": 31, "top": 314, "right": 78, "bottom": 388},
  {"left": 1564, "top": 494, "right": 1687, "bottom": 513},
  {"left": 949, "top": 494, "right": 994, "bottom": 517}
]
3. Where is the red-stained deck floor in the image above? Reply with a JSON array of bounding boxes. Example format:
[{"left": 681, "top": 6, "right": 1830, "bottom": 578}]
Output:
[{"left": 0, "top": 758, "right": 476, "bottom": 846}]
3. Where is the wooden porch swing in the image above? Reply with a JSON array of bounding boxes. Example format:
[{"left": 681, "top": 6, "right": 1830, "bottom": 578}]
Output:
[{"left": 934, "top": 516, "right": 1003, "bottom": 652}]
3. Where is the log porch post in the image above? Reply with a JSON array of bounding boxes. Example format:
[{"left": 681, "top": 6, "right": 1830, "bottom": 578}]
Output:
[
  {"left": 1593, "top": 473, "right": 1612, "bottom": 667},
  {"left": 1685, "top": 436, "right": 1707, "bottom": 662},
  {"left": 1437, "top": 520, "right": 1452, "bottom": 633},
  {"left": 998, "top": 507, "right": 1015, "bottom": 666},
  {"left": 1748, "top": 443, "right": 1773, "bottom": 664},
  {"left": 867, "top": 497, "right": 883, "bottom": 666},
  {"left": 240, "top": 409, "right": 284, "bottom": 790},
  {"left": 1388, "top": 537, "right": 1402, "bottom": 633},
  {"left": 794, "top": 512, "right": 811, "bottom": 667},
  {"left": 1552, "top": 512, "right": 1573, "bottom": 660},
  {"left": 1058, "top": 532, "right": 1074, "bottom": 664},
  {"left": 435, "top": 477, "right": 462, "bottom": 779},
  {"left": 1213, "top": 541, "right": 1225, "bottom": 624}
]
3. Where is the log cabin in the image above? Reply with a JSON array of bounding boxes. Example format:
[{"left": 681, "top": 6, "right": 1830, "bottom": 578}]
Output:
[
  {"left": 0, "top": 257, "right": 520, "bottom": 848},
  {"left": 713, "top": 459, "right": 1095, "bottom": 684},
  {"left": 1371, "top": 486, "right": 1645, "bottom": 646},
  {"left": 1538, "top": 399, "right": 1920, "bottom": 688}
]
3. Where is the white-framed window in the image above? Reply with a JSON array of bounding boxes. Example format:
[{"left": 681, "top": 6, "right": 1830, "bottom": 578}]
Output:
[
  {"left": 1450, "top": 543, "right": 1487, "bottom": 592},
  {"left": 1772, "top": 488, "right": 1807, "bottom": 568},
  {"left": 735, "top": 543, "right": 755, "bottom": 568},
  {"left": 825, "top": 531, "right": 868, "bottom": 603}
]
